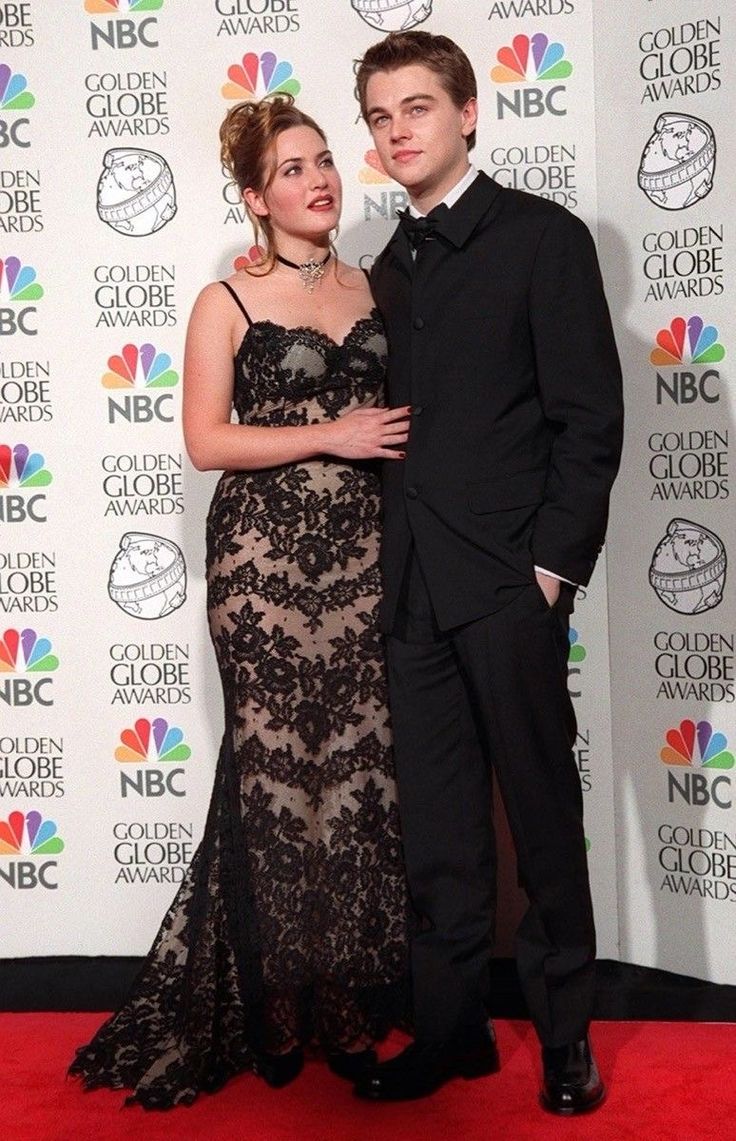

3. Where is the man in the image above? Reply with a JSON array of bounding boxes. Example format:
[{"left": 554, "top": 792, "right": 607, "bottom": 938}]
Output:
[{"left": 353, "top": 31, "right": 623, "bottom": 1114}]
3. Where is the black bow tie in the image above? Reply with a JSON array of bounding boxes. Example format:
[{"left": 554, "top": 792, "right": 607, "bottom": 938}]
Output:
[{"left": 397, "top": 205, "right": 448, "bottom": 250}]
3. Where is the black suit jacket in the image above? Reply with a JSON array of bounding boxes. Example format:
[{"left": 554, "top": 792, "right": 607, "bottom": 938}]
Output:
[{"left": 371, "top": 172, "right": 623, "bottom": 633}]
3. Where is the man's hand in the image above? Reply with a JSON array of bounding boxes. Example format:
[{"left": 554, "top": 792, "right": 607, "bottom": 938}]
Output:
[{"left": 535, "top": 570, "right": 561, "bottom": 608}]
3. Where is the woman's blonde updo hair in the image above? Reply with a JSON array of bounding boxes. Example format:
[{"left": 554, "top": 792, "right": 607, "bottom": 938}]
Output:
[{"left": 220, "top": 94, "right": 328, "bottom": 274}]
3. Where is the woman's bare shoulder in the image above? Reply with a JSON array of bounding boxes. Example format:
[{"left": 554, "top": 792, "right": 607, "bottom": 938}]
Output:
[
  {"left": 336, "top": 260, "right": 370, "bottom": 286},
  {"left": 195, "top": 269, "right": 269, "bottom": 312}
]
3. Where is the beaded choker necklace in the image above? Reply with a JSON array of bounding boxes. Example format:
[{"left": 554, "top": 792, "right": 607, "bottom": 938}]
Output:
[{"left": 275, "top": 250, "right": 331, "bottom": 293}]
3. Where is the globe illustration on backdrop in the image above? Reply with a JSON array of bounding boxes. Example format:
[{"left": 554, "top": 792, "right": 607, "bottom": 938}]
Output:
[
  {"left": 638, "top": 112, "right": 716, "bottom": 211},
  {"left": 97, "top": 148, "right": 177, "bottom": 236},
  {"left": 649, "top": 518, "right": 726, "bottom": 614},
  {"left": 108, "top": 532, "right": 187, "bottom": 619},
  {"left": 351, "top": 0, "right": 432, "bottom": 31}
]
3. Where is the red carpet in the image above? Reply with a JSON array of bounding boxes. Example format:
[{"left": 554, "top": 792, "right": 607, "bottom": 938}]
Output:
[{"left": 4, "top": 1015, "right": 735, "bottom": 1141}]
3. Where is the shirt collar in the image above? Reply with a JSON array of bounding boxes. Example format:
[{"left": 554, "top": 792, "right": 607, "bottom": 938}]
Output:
[{"left": 407, "top": 165, "right": 478, "bottom": 218}]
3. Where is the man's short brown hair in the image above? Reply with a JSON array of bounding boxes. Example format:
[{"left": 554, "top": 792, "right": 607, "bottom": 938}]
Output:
[{"left": 356, "top": 31, "right": 477, "bottom": 152}]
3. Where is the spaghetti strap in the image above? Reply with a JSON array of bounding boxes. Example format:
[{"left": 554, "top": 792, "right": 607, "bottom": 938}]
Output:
[
  {"left": 361, "top": 266, "right": 371, "bottom": 284},
  {"left": 220, "top": 280, "right": 253, "bottom": 327}
]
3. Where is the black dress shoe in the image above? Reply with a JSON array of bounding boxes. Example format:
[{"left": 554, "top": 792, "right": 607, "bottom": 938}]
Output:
[
  {"left": 254, "top": 1047, "right": 304, "bottom": 1088},
  {"left": 354, "top": 1027, "right": 499, "bottom": 1101},
  {"left": 327, "top": 1047, "right": 378, "bottom": 1080},
  {"left": 540, "top": 1036, "right": 605, "bottom": 1115}
]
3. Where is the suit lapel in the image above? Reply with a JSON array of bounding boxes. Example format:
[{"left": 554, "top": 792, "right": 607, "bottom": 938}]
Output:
[
  {"left": 383, "top": 225, "right": 413, "bottom": 278},
  {"left": 374, "top": 174, "right": 504, "bottom": 293},
  {"left": 436, "top": 172, "right": 502, "bottom": 249}
]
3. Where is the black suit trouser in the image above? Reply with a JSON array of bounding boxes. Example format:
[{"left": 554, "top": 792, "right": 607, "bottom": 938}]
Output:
[{"left": 386, "top": 551, "right": 596, "bottom": 1048}]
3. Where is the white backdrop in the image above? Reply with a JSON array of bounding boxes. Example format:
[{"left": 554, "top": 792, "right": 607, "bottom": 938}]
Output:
[{"left": 0, "top": 0, "right": 733, "bottom": 985}]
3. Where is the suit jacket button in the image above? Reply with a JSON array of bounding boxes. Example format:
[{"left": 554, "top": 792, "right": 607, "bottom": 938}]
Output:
[
  {"left": 406, "top": 486, "right": 419, "bottom": 499},
  {"left": 413, "top": 317, "right": 425, "bottom": 330}
]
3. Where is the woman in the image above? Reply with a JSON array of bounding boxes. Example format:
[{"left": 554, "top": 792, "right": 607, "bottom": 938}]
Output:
[{"left": 69, "top": 96, "right": 410, "bottom": 1109}]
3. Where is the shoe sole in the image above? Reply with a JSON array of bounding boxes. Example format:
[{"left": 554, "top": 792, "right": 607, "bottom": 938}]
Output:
[
  {"left": 458, "top": 1051, "right": 501, "bottom": 1080},
  {"left": 328, "top": 1054, "right": 378, "bottom": 1081},
  {"left": 253, "top": 1053, "right": 304, "bottom": 1089},
  {"left": 355, "top": 1051, "right": 501, "bottom": 1101},
  {"left": 538, "top": 1087, "right": 606, "bottom": 1115}
]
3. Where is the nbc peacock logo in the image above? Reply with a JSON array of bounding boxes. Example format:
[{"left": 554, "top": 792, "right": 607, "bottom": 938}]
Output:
[
  {"left": 360, "top": 150, "right": 391, "bottom": 186},
  {"left": 234, "top": 246, "right": 266, "bottom": 272},
  {"left": 491, "top": 33, "right": 572, "bottom": 119},
  {"left": 491, "top": 33, "right": 573, "bottom": 83},
  {"left": 568, "top": 628, "right": 586, "bottom": 663},
  {"left": 651, "top": 317, "right": 725, "bottom": 366},
  {"left": 662, "top": 719, "right": 734, "bottom": 769},
  {"left": 222, "top": 52, "right": 301, "bottom": 102},
  {"left": 86, "top": 0, "right": 163, "bottom": 52},
  {"left": 0, "top": 809, "right": 64, "bottom": 854},
  {"left": 0, "top": 444, "right": 52, "bottom": 524},
  {"left": 0, "top": 809, "right": 64, "bottom": 890},
  {"left": 0, "top": 257, "right": 43, "bottom": 338},
  {"left": 86, "top": 0, "right": 163, "bottom": 10},
  {"left": 0, "top": 627, "right": 58, "bottom": 673},
  {"left": 104, "top": 343, "right": 178, "bottom": 425},
  {"left": 662, "top": 718, "right": 734, "bottom": 811},
  {"left": 0, "top": 438, "right": 51, "bottom": 488},
  {"left": 0, "top": 257, "right": 43, "bottom": 304},
  {"left": 0, "top": 64, "right": 35, "bottom": 111},
  {"left": 0, "top": 65, "right": 34, "bottom": 150},
  {"left": 102, "top": 343, "right": 178, "bottom": 388},
  {"left": 360, "top": 150, "right": 408, "bottom": 222},
  {"left": 0, "top": 443, "right": 52, "bottom": 489},
  {"left": 652, "top": 317, "right": 725, "bottom": 406},
  {"left": 567, "top": 627, "right": 586, "bottom": 700},
  {"left": 0, "top": 627, "right": 58, "bottom": 708},
  {"left": 115, "top": 715, "right": 190, "bottom": 798},
  {"left": 116, "top": 716, "right": 191, "bottom": 762}
]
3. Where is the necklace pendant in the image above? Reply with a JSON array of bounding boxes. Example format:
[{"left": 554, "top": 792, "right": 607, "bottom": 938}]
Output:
[
  {"left": 276, "top": 251, "right": 330, "bottom": 290},
  {"left": 298, "top": 259, "right": 326, "bottom": 293}
]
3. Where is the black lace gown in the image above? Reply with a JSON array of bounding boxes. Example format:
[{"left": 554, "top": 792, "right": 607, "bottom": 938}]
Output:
[{"left": 70, "top": 304, "right": 409, "bottom": 1108}]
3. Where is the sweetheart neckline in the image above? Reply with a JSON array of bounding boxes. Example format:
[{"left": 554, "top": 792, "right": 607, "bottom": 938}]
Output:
[{"left": 234, "top": 307, "right": 381, "bottom": 359}]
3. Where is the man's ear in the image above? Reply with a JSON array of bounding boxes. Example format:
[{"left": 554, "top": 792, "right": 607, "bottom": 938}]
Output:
[{"left": 461, "top": 97, "right": 478, "bottom": 140}]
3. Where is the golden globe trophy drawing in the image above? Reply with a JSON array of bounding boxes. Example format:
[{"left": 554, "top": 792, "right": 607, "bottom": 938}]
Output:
[
  {"left": 97, "top": 148, "right": 177, "bottom": 236},
  {"left": 351, "top": 0, "right": 432, "bottom": 32},
  {"left": 638, "top": 112, "right": 716, "bottom": 211},
  {"left": 108, "top": 532, "right": 187, "bottom": 619}
]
